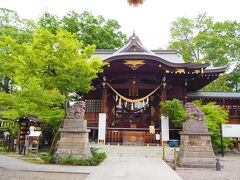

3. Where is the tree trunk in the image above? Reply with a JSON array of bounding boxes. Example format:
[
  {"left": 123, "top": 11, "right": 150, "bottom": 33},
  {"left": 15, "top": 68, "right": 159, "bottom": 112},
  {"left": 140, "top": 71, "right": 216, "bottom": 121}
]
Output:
[{"left": 50, "top": 94, "right": 68, "bottom": 155}]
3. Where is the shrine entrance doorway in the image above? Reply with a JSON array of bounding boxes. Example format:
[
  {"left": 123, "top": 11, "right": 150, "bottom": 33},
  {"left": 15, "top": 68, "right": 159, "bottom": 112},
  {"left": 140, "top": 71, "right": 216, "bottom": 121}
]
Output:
[{"left": 114, "top": 100, "right": 151, "bottom": 128}]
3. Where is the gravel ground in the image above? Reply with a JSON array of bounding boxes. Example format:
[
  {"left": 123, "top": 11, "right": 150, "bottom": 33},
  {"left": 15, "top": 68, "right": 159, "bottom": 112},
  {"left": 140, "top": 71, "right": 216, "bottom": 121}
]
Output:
[
  {"left": 0, "top": 168, "right": 88, "bottom": 180},
  {"left": 176, "top": 152, "right": 240, "bottom": 180}
]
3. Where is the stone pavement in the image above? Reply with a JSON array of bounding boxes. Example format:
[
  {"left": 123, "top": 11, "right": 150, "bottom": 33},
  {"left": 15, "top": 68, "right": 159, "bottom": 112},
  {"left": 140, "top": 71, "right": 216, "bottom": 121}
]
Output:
[
  {"left": 177, "top": 152, "right": 240, "bottom": 180},
  {"left": 0, "top": 154, "right": 95, "bottom": 174},
  {"left": 86, "top": 144, "right": 182, "bottom": 180},
  {"left": 86, "top": 156, "right": 182, "bottom": 180},
  {"left": 0, "top": 144, "right": 182, "bottom": 180}
]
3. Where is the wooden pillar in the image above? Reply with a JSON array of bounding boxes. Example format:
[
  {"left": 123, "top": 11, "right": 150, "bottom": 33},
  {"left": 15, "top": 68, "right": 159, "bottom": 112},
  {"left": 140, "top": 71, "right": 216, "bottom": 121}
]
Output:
[
  {"left": 160, "top": 87, "right": 167, "bottom": 115},
  {"left": 101, "top": 88, "right": 108, "bottom": 113},
  {"left": 183, "top": 79, "right": 188, "bottom": 104},
  {"left": 161, "top": 87, "right": 167, "bottom": 102},
  {"left": 101, "top": 87, "right": 111, "bottom": 128}
]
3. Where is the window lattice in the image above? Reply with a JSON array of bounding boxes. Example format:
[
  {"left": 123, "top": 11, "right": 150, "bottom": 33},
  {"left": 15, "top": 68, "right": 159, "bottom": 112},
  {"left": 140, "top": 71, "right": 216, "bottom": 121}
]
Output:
[{"left": 85, "top": 100, "right": 102, "bottom": 112}]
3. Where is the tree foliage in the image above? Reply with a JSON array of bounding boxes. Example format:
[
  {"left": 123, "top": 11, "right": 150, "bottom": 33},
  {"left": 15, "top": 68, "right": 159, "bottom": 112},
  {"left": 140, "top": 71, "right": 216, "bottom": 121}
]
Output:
[
  {"left": 38, "top": 10, "right": 127, "bottom": 49},
  {"left": 38, "top": 11, "right": 60, "bottom": 35},
  {"left": 0, "top": 87, "right": 64, "bottom": 120},
  {"left": 203, "top": 75, "right": 231, "bottom": 92},
  {"left": 170, "top": 13, "right": 240, "bottom": 92},
  {"left": 0, "top": 8, "right": 120, "bottom": 148},
  {"left": 0, "top": 25, "right": 105, "bottom": 145},
  {"left": 194, "top": 100, "right": 234, "bottom": 151},
  {"left": 170, "top": 13, "right": 213, "bottom": 63},
  {"left": 0, "top": 28, "right": 105, "bottom": 112},
  {"left": 160, "top": 99, "right": 186, "bottom": 128},
  {"left": 0, "top": 86, "right": 64, "bottom": 142},
  {"left": 0, "top": 8, "right": 34, "bottom": 93},
  {"left": 227, "top": 64, "right": 240, "bottom": 92},
  {"left": 0, "top": 8, "right": 34, "bottom": 43},
  {"left": 170, "top": 13, "right": 240, "bottom": 68}
]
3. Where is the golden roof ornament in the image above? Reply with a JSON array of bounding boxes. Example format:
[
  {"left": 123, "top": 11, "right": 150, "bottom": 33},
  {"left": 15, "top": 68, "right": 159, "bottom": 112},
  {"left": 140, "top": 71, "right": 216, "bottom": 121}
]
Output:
[{"left": 128, "top": 0, "right": 145, "bottom": 7}]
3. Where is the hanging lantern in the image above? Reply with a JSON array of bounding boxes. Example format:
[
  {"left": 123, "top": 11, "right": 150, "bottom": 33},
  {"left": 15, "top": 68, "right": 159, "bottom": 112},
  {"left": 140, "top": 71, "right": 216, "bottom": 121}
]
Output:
[
  {"left": 116, "top": 95, "right": 118, "bottom": 102},
  {"left": 128, "top": 0, "right": 145, "bottom": 7}
]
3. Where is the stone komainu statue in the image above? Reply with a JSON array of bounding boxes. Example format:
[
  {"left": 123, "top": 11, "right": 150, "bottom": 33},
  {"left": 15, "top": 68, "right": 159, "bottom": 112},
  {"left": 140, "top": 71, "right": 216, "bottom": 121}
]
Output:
[
  {"left": 56, "top": 101, "right": 92, "bottom": 158},
  {"left": 185, "top": 102, "right": 205, "bottom": 121},
  {"left": 66, "top": 101, "right": 86, "bottom": 119},
  {"left": 178, "top": 102, "right": 216, "bottom": 168}
]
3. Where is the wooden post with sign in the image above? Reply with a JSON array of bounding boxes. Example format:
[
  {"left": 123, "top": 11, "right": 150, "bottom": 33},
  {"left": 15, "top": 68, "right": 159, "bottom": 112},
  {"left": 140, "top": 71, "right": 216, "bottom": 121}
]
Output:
[{"left": 98, "top": 113, "right": 106, "bottom": 144}]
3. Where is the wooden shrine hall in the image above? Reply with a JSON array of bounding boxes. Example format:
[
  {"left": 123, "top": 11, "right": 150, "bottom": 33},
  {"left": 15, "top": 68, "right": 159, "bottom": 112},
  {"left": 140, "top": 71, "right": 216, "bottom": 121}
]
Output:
[{"left": 84, "top": 33, "right": 240, "bottom": 145}]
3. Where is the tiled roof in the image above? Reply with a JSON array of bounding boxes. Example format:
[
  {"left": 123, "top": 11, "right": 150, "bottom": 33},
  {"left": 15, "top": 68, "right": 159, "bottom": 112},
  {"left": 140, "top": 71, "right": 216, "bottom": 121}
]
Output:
[
  {"left": 187, "top": 91, "right": 240, "bottom": 99},
  {"left": 92, "top": 33, "right": 185, "bottom": 64}
]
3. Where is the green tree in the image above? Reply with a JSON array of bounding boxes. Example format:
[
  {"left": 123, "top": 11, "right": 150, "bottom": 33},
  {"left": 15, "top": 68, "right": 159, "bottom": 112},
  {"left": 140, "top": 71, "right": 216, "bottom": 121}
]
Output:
[
  {"left": 170, "top": 13, "right": 240, "bottom": 91},
  {"left": 203, "top": 75, "right": 231, "bottom": 92},
  {"left": 0, "top": 8, "right": 34, "bottom": 93},
  {"left": 0, "top": 28, "right": 105, "bottom": 114},
  {"left": 38, "top": 10, "right": 127, "bottom": 49},
  {"left": 60, "top": 11, "right": 127, "bottom": 49},
  {"left": 0, "top": 85, "right": 65, "bottom": 143},
  {"left": 0, "top": 8, "right": 34, "bottom": 43},
  {"left": 227, "top": 64, "right": 240, "bottom": 92},
  {"left": 0, "top": 28, "right": 105, "bottom": 151},
  {"left": 170, "top": 13, "right": 213, "bottom": 63},
  {"left": 38, "top": 11, "right": 60, "bottom": 34},
  {"left": 160, "top": 99, "right": 186, "bottom": 128},
  {"left": 170, "top": 13, "right": 240, "bottom": 68},
  {"left": 194, "top": 101, "right": 233, "bottom": 151}
]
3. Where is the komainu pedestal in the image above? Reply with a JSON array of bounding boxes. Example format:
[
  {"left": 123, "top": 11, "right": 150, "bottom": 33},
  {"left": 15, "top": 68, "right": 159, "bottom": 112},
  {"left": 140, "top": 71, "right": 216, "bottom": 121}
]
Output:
[
  {"left": 178, "top": 103, "right": 216, "bottom": 168},
  {"left": 56, "top": 101, "right": 92, "bottom": 158}
]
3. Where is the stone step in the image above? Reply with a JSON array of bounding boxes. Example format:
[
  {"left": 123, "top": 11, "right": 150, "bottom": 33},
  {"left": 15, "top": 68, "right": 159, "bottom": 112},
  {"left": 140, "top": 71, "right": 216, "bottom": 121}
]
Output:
[{"left": 90, "top": 144, "right": 177, "bottom": 158}]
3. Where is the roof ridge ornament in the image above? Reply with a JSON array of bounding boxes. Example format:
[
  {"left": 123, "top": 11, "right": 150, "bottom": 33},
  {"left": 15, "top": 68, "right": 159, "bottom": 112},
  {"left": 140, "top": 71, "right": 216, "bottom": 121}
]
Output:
[{"left": 133, "top": 31, "right": 136, "bottom": 39}]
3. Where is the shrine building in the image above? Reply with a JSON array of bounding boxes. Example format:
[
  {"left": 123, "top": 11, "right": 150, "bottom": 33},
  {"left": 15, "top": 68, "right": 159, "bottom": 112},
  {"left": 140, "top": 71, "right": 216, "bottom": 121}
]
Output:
[{"left": 84, "top": 34, "right": 240, "bottom": 145}]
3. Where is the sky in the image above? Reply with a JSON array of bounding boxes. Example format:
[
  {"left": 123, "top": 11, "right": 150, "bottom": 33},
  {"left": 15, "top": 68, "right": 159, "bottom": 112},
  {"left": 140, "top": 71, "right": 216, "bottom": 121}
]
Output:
[{"left": 1, "top": 0, "right": 240, "bottom": 49}]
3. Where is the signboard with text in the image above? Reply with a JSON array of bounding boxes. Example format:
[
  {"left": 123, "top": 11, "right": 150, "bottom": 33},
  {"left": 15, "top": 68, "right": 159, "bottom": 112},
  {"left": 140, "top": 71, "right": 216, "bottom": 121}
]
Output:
[
  {"left": 222, "top": 124, "right": 240, "bottom": 138},
  {"left": 161, "top": 115, "right": 169, "bottom": 141},
  {"left": 98, "top": 113, "right": 106, "bottom": 144}
]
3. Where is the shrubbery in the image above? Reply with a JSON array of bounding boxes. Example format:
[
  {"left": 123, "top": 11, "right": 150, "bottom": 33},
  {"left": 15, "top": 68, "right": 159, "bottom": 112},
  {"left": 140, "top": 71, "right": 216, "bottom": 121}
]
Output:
[
  {"left": 160, "top": 98, "right": 186, "bottom": 128},
  {"left": 194, "top": 100, "right": 235, "bottom": 151},
  {"left": 160, "top": 99, "right": 234, "bottom": 151},
  {"left": 40, "top": 147, "right": 107, "bottom": 166}
]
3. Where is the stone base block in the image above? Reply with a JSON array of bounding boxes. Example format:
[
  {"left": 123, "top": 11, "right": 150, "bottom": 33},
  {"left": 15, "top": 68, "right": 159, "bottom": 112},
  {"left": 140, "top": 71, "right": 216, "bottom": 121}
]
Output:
[
  {"left": 56, "top": 132, "right": 92, "bottom": 159},
  {"left": 56, "top": 118, "right": 92, "bottom": 159},
  {"left": 57, "top": 147, "right": 92, "bottom": 159},
  {"left": 178, "top": 133, "right": 216, "bottom": 168}
]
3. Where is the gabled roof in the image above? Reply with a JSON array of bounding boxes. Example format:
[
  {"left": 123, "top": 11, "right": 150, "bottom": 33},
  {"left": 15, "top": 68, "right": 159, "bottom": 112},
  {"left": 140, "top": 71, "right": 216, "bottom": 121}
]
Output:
[
  {"left": 113, "top": 32, "right": 156, "bottom": 55},
  {"left": 92, "top": 33, "right": 226, "bottom": 74},
  {"left": 16, "top": 115, "right": 43, "bottom": 123},
  {"left": 92, "top": 33, "right": 186, "bottom": 64}
]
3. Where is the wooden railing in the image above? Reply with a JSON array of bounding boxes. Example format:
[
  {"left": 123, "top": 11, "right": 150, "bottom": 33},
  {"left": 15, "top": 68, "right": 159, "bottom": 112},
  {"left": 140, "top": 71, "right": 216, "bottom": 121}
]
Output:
[
  {"left": 106, "top": 131, "right": 123, "bottom": 144},
  {"left": 106, "top": 130, "right": 159, "bottom": 145},
  {"left": 144, "top": 132, "right": 158, "bottom": 145}
]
